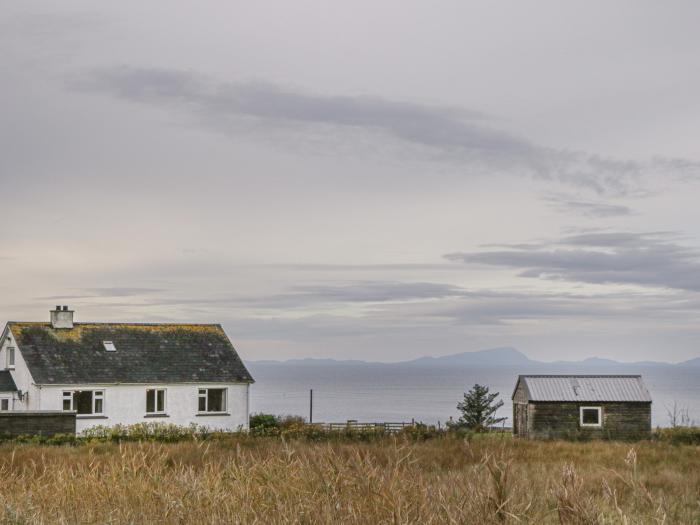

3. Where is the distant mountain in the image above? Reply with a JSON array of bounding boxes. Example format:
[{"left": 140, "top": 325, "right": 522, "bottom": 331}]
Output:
[
  {"left": 251, "top": 358, "right": 372, "bottom": 367},
  {"left": 248, "top": 346, "right": 695, "bottom": 369},
  {"left": 550, "top": 357, "right": 671, "bottom": 368},
  {"left": 405, "top": 347, "right": 532, "bottom": 367},
  {"left": 679, "top": 357, "right": 700, "bottom": 367}
]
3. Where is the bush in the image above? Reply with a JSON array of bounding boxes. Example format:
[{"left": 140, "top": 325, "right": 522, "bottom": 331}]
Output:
[
  {"left": 400, "top": 423, "right": 443, "bottom": 441},
  {"left": 249, "top": 413, "right": 281, "bottom": 436},
  {"left": 0, "top": 420, "right": 447, "bottom": 446},
  {"left": 655, "top": 427, "right": 700, "bottom": 445},
  {"left": 249, "top": 413, "right": 279, "bottom": 430},
  {"left": 278, "top": 415, "right": 306, "bottom": 429},
  {"left": 249, "top": 413, "right": 308, "bottom": 437},
  {"left": 0, "top": 432, "right": 78, "bottom": 446}
]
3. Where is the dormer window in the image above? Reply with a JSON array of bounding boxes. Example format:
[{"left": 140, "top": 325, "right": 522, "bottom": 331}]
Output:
[{"left": 103, "top": 341, "right": 117, "bottom": 352}]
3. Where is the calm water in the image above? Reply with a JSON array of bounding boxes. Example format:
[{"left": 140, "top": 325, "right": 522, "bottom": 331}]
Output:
[{"left": 248, "top": 364, "right": 700, "bottom": 428}]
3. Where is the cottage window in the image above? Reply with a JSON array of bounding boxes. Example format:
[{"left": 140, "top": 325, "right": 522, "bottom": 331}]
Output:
[
  {"left": 198, "top": 388, "right": 227, "bottom": 413},
  {"left": 580, "top": 407, "right": 602, "bottom": 427},
  {"left": 6, "top": 347, "right": 15, "bottom": 369},
  {"left": 146, "top": 388, "right": 166, "bottom": 414},
  {"left": 0, "top": 399, "right": 8, "bottom": 411},
  {"left": 62, "top": 390, "right": 104, "bottom": 415}
]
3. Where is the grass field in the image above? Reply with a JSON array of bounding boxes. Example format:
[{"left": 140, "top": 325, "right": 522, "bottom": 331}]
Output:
[{"left": 0, "top": 433, "right": 698, "bottom": 524}]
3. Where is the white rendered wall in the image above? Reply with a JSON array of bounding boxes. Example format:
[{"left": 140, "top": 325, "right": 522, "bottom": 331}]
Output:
[
  {"left": 0, "top": 329, "right": 39, "bottom": 410},
  {"left": 39, "top": 383, "right": 250, "bottom": 434}
]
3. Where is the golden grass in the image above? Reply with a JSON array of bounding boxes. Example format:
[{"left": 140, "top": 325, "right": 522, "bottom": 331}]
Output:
[{"left": 0, "top": 436, "right": 697, "bottom": 524}]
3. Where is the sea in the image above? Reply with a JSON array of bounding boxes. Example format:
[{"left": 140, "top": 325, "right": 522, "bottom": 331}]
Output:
[{"left": 248, "top": 363, "right": 700, "bottom": 428}]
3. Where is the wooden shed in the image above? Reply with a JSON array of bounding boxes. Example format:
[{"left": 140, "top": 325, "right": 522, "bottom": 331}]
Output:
[{"left": 512, "top": 375, "right": 652, "bottom": 440}]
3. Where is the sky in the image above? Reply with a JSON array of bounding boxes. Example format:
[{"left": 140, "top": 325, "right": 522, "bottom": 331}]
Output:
[{"left": 2, "top": 1, "right": 700, "bottom": 363}]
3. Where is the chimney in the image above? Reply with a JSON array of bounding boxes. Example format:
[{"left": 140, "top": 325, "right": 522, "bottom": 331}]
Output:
[{"left": 50, "top": 305, "right": 74, "bottom": 329}]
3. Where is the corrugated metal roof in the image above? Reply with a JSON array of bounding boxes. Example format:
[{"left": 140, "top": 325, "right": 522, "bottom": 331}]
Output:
[{"left": 517, "top": 375, "right": 651, "bottom": 402}]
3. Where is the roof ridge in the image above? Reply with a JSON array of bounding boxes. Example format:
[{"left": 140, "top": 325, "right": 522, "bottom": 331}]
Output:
[
  {"left": 8, "top": 321, "right": 222, "bottom": 326},
  {"left": 519, "top": 374, "right": 642, "bottom": 378}
]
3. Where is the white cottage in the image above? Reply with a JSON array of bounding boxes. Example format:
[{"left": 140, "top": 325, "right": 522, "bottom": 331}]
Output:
[{"left": 0, "top": 307, "right": 254, "bottom": 433}]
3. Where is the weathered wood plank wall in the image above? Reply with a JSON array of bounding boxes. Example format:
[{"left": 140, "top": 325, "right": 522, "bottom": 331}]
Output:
[{"left": 526, "top": 402, "right": 651, "bottom": 440}]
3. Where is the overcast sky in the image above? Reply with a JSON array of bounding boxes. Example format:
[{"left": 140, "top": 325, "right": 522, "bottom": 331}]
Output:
[{"left": 3, "top": 1, "right": 700, "bottom": 362}]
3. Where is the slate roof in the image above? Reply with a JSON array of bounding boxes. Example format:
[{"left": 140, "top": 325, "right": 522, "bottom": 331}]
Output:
[
  {"left": 514, "top": 375, "right": 651, "bottom": 402},
  {"left": 0, "top": 370, "right": 17, "bottom": 392},
  {"left": 7, "top": 322, "right": 254, "bottom": 385}
]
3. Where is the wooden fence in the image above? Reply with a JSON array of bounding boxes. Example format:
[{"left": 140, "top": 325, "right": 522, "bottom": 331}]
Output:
[
  {"left": 313, "top": 421, "right": 416, "bottom": 433},
  {"left": 309, "top": 420, "right": 513, "bottom": 434}
]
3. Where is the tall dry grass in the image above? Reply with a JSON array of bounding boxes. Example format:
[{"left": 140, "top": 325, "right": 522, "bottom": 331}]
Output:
[{"left": 0, "top": 435, "right": 697, "bottom": 524}]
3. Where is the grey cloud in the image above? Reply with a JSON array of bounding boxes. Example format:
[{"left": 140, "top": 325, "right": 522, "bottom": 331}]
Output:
[
  {"left": 129, "top": 281, "right": 469, "bottom": 310},
  {"left": 543, "top": 194, "right": 632, "bottom": 218},
  {"left": 147, "top": 280, "right": 699, "bottom": 327},
  {"left": 73, "top": 66, "right": 695, "bottom": 196},
  {"left": 445, "top": 232, "right": 700, "bottom": 291},
  {"left": 84, "top": 287, "right": 166, "bottom": 297},
  {"left": 38, "top": 287, "right": 165, "bottom": 300},
  {"left": 257, "top": 263, "right": 465, "bottom": 272},
  {"left": 560, "top": 232, "right": 679, "bottom": 247},
  {"left": 282, "top": 281, "right": 466, "bottom": 304},
  {"left": 220, "top": 287, "right": 700, "bottom": 345},
  {"left": 77, "top": 67, "right": 531, "bottom": 155},
  {"left": 390, "top": 290, "right": 655, "bottom": 325}
]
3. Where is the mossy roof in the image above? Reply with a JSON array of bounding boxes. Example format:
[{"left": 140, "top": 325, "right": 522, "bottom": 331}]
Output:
[{"left": 7, "top": 322, "right": 254, "bottom": 385}]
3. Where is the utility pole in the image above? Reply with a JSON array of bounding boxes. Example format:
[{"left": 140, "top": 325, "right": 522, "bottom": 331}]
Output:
[{"left": 309, "top": 389, "right": 314, "bottom": 424}]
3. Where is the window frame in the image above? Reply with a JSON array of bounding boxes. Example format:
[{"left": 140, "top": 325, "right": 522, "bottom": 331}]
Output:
[
  {"left": 579, "top": 406, "right": 602, "bottom": 427},
  {"left": 0, "top": 398, "right": 9, "bottom": 411},
  {"left": 6, "top": 347, "right": 15, "bottom": 369},
  {"left": 146, "top": 388, "right": 167, "bottom": 415},
  {"left": 197, "top": 387, "right": 228, "bottom": 414},
  {"left": 62, "top": 389, "right": 105, "bottom": 415}
]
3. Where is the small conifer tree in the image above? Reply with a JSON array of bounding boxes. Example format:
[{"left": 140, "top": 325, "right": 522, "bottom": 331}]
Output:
[{"left": 455, "top": 384, "right": 506, "bottom": 431}]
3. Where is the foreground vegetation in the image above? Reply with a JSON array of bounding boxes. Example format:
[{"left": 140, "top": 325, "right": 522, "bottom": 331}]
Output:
[{"left": 0, "top": 428, "right": 698, "bottom": 524}]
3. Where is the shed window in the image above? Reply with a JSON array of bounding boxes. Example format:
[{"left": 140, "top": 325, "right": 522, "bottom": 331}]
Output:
[
  {"left": 146, "top": 388, "right": 166, "bottom": 414},
  {"left": 62, "top": 390, "right": 104, "bottom": 415},
  {"left": 580, "top": 407, "right": 602, "bottom": 427},
  {"left": 198, "top": 388, "right": 227, "bottom": 413},
  {"left": 6, "top": 347, "right": 15, "bottom": 368}
]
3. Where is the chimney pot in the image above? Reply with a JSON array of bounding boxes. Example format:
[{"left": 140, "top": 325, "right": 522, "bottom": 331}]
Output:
[{"left": 50, "top": 306, "right": 74, "bottom": 329}]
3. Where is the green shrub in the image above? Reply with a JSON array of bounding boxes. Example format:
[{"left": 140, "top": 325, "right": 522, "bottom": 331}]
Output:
[
  {"left": 79, "top": 422, "right": 219, "bottom": 443},
  {"left": 655, "top": 427, "right": 700, "bottom": 445},
  {"left": 250, "top": 413, "right": 279, "bottom": 430},
  {"left": 249, "top": 413, "right": 309, "bottom": 437},
  {"left": 278, "top": 415, "right": 306, "bottom": 429},
  {"left": 400, "top": 423, "right": 442, "bottom": 441}
]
